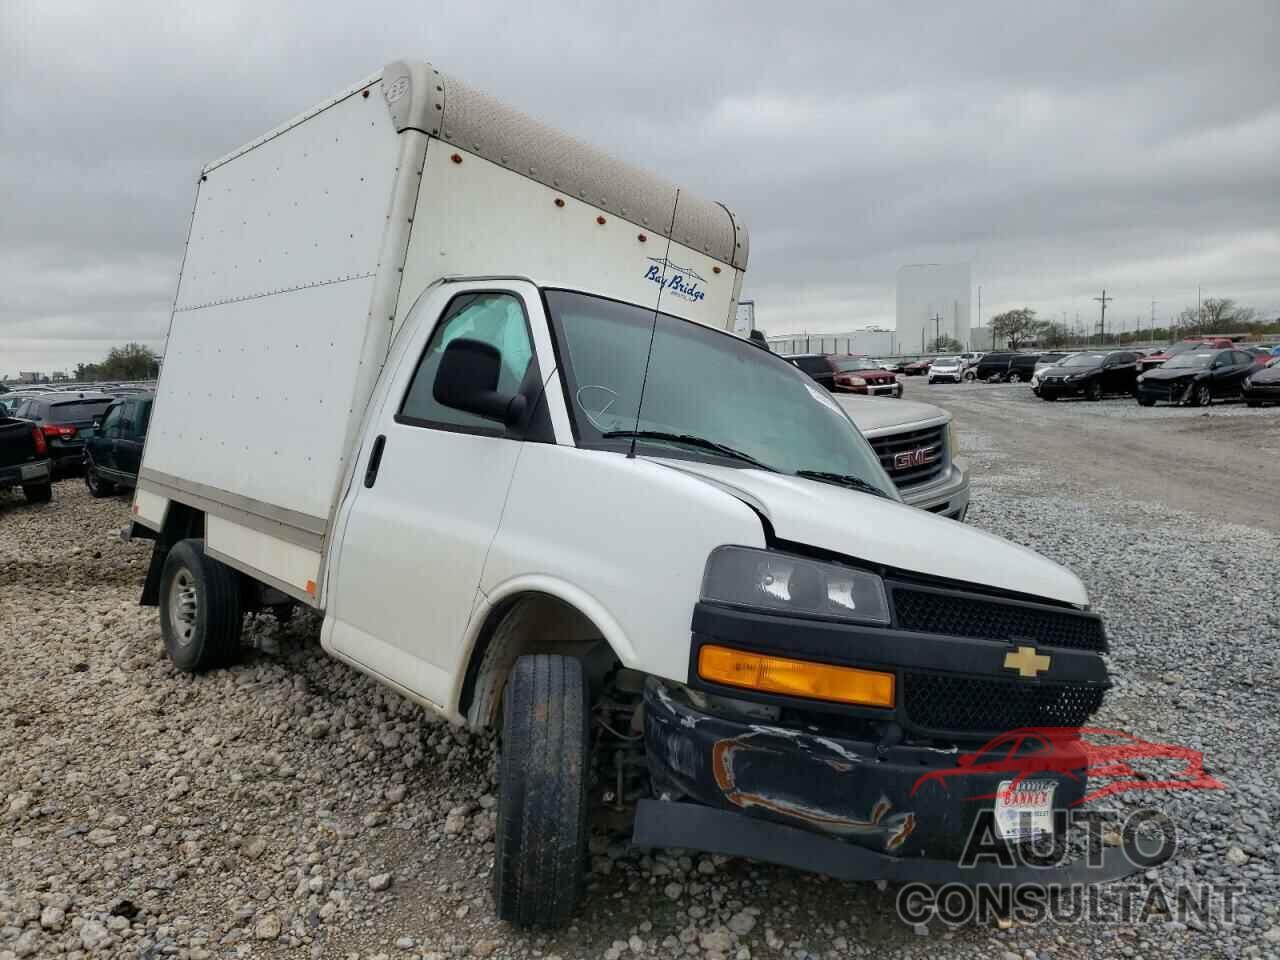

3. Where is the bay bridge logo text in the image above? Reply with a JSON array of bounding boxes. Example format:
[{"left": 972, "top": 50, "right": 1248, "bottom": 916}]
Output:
[{"left": 644, "top": 258, "right": 707, "bottom": 303}]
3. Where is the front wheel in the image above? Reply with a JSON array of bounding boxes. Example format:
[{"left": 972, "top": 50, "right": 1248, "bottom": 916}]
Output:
[
  {"left": 1138, "top": 397, "right": 1156, "bottom": 407},
  {"left": 1191, "top": 383, "right": 1211, "bottom": 407},
  {"left": 159, "top": 539, "right": 242, "bottom": 672},
  {"left": 963, "top": 370, "right": 976, "bottom": 382},
  {"left": 1085, "top": 380, "right": 1103, "bottom": 401},
  {"left": 86, "top": 465, "right": 116, "bottom": 498},
  {"left": 494, "top": 654, "right": 590, "bottom": 928},
  {"left": 1246, "top": 400, "right": 1261, "bottom": 408},
  {"left": 1007, "top": 372, "right": 1022, "bottom": 384}
]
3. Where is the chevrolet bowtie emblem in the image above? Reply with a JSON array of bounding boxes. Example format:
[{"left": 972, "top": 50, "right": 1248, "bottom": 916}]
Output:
[{"left": 1004, "top": 645, "right": 1051, "bottom": 678}]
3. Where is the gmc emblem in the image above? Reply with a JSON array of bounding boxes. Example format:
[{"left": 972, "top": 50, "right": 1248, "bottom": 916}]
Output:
[{"left": 894, "top": 445, "right": 940, "bottom": 470}]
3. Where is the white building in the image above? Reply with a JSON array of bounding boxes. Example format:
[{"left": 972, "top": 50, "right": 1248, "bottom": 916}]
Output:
[{"left": 896, "top": 264, "right": 972, "bottom": 352}]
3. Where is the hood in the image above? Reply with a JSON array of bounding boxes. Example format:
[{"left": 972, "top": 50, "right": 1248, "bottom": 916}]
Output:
[
  {"left": 1142, "top": 366, "right": 1203, "bottom": 382},
  {"left": 1247, "top": 365, "right": 1280, "bottom": 383},
  {"left": 1051, "top": 363, "right": 1102, "bottom": 376},
  {"left": 837, "top": 395, "right": 946, "bottom": 434},
  {"left": 648, "top": 459, "right": 1089, "bottom": 607}
]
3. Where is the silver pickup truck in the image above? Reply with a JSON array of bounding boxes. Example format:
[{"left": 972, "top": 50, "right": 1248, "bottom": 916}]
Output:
[{"left": 840, "top": 396, "right": 969, "bottom": 520}]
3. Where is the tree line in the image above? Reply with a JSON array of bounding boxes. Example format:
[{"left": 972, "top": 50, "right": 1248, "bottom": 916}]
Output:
[
  {"left": 73, "top": 343, "right": 160, "bottom": 382},
  {"left": 987, "top": 298, "right": 1277, "bottom": 350}
]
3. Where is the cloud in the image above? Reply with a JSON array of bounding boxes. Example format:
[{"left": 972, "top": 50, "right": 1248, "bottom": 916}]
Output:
[{"left": 2, "top": 0, "right": 1277, "bottom": 374}]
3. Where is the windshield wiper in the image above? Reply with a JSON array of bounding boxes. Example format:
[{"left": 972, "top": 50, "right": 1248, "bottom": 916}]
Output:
[
  {"left": 602, "top": 430, "right": 777, "bottom": 471},
  {"left": 795, "top": 469, "right": 892, "bottom": 499}
]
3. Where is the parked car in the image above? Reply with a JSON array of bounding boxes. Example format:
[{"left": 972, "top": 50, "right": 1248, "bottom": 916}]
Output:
[
  {"left": 787, "top": 354, "right": 903, "bottom": 397},
  {"left": 974, "top": 352, "right": 1016, "bottom": 381},
  {"left": 1137, "top": 338, "right": 1235, "bottom": 373},
  {"left": 3, "top": 393, "right": 113, "bottom": 475},
  {"left": 1005, "top": 353, "right": 1042, "bottom": 384},
  {"left": 903, "top": 358, "right": 932, "bottom": 376},
  {"left": 1242, "top": 358, "right": 1280, "bottom": 407},
  {"left": 1029, "top": 353, "right": 1072, "bottom": 395},
  {"left": 1038, "top": 351, "right": 1140, "bottom": 401},
  {"left": 840, "top": 395, "right": 968, "bottom": 519},
  {"left": 1136, "top": 348, "right": 1256, "bottom": 406},
  {"left": 1244, "top": 346, "right": 1273, "bottom": 367},
  {"left": 927, "top": 356, "right": 973, "bottom": 384},
  {"left": 83, "top": 391, "right": 155, "bottom": 496},
  {"left": 0, "top": 416, "right": 54, "bottom": 503}
]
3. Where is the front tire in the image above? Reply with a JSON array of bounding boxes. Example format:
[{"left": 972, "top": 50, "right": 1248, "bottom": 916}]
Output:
[
  {"left": 1008, "top": 372, "right": 1022, "bottom": 384},
  {"left": 159, "top": 539, "right": 242, "bottom": 672},
  {"left": 1086, "top": 380, "right": 1103, "bottom": 401},
  {"left": 1191, "top": 383, "right": 1211, "bottom": 407},
  {"left": 494, "top": 654, "right": 590, "bottom": 928},
  {"left": 22, "top": 482, "right": 52, "bottom": 504},
  {"left": 1138, "top": 397, "right": 1156, "bottom": 407},
  {"left": 86, "top": 465, "right": 116, "bottom": 498}
]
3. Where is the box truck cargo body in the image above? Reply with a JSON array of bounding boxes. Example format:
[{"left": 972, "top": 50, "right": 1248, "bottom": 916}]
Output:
[
  {"left": 137, "top": 61, "right": 747, "bottom": 604},
  {"left": 132, "top": 59, "right": 1119, "bottom": 927}
]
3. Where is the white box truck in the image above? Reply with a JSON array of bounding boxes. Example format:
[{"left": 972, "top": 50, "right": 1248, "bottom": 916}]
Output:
[{"left": 131, "top": 59, "right": 1121, "bottom": 925}]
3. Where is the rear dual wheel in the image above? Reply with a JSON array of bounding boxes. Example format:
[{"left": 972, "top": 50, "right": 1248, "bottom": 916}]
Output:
[{"left": 159, "top": 539, "right": 242, "bottom": 672}]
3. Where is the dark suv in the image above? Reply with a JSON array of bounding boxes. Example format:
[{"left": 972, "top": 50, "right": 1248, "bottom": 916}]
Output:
[
  {"left": 1039, "top": 351, "right": 1139, "bottom": 400},
  {"left": 4, "top": 393, "right": 113, "bottom": 476},
  {"left": 84, "top": 391, "right": 155, "bottom": 496},
  {"left": 1005, "top": 353, "right": 1042, "bottom": 384},
  {"left": 974, "top": 352, "right": 1016, "bottom": 381}
]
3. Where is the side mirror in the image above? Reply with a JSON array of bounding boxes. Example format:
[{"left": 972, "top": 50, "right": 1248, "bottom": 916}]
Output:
[{"left": 432, "top": 338, "right": 527, "bottom": 427}]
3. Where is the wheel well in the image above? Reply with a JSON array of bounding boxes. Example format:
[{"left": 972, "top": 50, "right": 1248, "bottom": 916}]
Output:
[
  {"left": 139, "top": 503, "right": 205, "bottom": 606},
  {"left": 460, "top": 592, "right": 617, "bottom": 730}
]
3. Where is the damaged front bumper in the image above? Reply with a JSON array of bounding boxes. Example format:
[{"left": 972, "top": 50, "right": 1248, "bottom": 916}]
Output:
[{"left": 637, "top": 680, "right": 1151, "bottom": 885}]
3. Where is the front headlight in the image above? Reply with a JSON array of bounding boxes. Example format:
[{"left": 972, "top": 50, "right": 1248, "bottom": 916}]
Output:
[
  {"left": 1137, "top": 374, "right": 1146, "bottom": 383},
  {"left": 701, "top": 546, "right": 890, "bottom": 625}
]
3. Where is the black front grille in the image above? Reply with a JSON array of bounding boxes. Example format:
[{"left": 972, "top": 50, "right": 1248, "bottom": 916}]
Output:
[
  {"left": 891, "top": 586, "right": 1106, "bottom": 652},
  {"left": 869, "top": 425, "right": 947, "bottom": 489},
  {"left": 903, "top": 672, "right": 1106, "bottom": 737}
]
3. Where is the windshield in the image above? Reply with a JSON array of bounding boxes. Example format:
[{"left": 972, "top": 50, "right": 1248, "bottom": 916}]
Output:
[
  {"left": 1161, "top": 342, "right": 1202, "bottom": 358},
  {"left": 1062, "top": 353, "right": 1106, "bottom": 367},
  {"left": 834, "top": 357, "right": 880, "bottom": 372},
  {"left": 1163, "top": 352, "right": 1215, "bottom": 370},
  {"left": 933, "top": 356, "right": 960, "bottom": 365},
  {"left": 544, "top": 290, "right": 897, "bottom": 498}
]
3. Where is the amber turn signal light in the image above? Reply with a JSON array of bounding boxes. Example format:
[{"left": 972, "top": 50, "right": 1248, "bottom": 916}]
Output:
[{"left": 697, "top": 645, "right": 894, "bottom": 708}]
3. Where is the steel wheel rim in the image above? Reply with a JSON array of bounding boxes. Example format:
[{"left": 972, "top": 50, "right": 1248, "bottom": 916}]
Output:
[{"left": 169, "top": 568, "right": 198, "bottom": 647}]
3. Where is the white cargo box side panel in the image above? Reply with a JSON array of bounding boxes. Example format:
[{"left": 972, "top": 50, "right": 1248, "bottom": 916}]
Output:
[
  {"left": 146, "top": 83, "right": 402, "bottom": 526},
  {"left": 396, "top": 149, "right": 744, "bottom": 331}
]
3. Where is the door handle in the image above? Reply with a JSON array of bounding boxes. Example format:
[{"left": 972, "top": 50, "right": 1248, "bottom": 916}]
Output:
[{"left": 363, "top": 435, "right": 386, "bottom": 488}]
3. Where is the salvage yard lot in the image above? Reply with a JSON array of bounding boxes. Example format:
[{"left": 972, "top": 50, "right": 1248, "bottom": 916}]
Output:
[{"left": 2, "top": 388, "right": 1278, "bottom": 960}]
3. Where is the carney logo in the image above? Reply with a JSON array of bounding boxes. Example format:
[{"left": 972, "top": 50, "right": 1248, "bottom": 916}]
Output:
[{"left": 643, "top": 258, "right": 707, "bottom": 303}]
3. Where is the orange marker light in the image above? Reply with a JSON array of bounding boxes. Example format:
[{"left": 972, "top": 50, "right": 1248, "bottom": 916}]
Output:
[
  {"left": 697, "top": 645, "right": 894, "bottom": 708},
  {"left": 305, "top": 580, "right": 317, "bottom": 596}
]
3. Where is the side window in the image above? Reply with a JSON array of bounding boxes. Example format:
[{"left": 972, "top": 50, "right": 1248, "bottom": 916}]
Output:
[
  {"left": 136, "top": 400, "right": 153, "bottom": 437},
  {"left": 398, "top": 292, "right": 535, "bottom": 434},
  {"left": 1233, "top": 351, "right": 1252, "bottom": 366},
  {"left": 100, "top": 403, "right": 125, "bottom": 437}
]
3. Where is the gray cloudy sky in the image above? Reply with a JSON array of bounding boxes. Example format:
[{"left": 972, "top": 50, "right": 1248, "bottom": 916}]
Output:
[{"left": 3, "top": 0, "right": 1278, "bottom": 373}]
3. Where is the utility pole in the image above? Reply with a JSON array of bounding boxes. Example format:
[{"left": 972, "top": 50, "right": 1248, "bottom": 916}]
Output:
[
  {"left": 1149, "top": 299, "right": 1158, "bottom": 345},
  {"left": 1197, "top": 284, "right": 1202, "bottom": 334},
  {"left": 977, "top": 285, "right": 982, "bottom": 341},
  {"left": 930, "top": 312, "right": 942, "bottom": 351},
  {"left": 1093, "top": 289, "right": 1113, "bottom": 346}
]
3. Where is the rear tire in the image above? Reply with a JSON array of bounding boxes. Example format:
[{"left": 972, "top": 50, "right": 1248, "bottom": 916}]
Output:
[
  {"left": 159, "top": 539, "right": 242, "bottom": 673},
  {"left": 494, "top": 654, "right": 590, "bottom": 928},
  {"left": 86, "top": 465, "right": 115, "bottom": 498},
  {"left": 1008, "top": 372, "right": 1022, "bottom": 384},
  {"left": 22, "top": 482, "right": 52, "bottom": 504},
  {"left": 1191, "top": 383, "right": 1211, "bottom": 407}
]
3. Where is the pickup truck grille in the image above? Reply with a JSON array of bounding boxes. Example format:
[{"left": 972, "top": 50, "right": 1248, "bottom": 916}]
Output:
[
  {"left": 902, "top": 672, "right": 1106, "bottom": 737},
  {"left": 868, "top": 425, "right": 946, "bottom": 490},
  {"left": 891, "top": 586, "right": 1107, "bottom": 653}
]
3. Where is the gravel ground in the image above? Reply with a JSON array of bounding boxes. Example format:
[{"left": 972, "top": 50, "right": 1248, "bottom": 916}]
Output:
[{"left": 2, "top": 395, "right": 1279, "bottom": 960}]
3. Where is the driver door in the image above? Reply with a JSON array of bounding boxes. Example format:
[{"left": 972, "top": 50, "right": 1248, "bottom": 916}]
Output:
[{"left": 326, "top": 282, "right": 553, "bottom": 707}]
